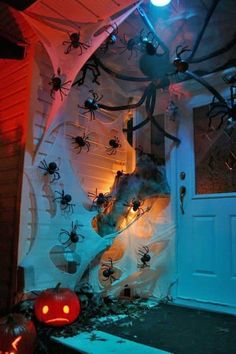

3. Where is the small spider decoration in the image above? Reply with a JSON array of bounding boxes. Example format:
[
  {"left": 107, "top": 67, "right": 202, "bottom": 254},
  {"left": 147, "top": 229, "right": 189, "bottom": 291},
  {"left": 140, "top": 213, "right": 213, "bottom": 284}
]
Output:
[
  {"left": 99, "top": 23, "right": 118, "bottom": 54},
  {"left": 137, "top": 246, "right": 151, "bottom": 269},
  {"left": 118, "top": 34, "right": 140, "bottom": 60},
  {"left": 48, "top": 67, "right": 72, "bottom": 101},
  {"left": 78, "top": 90, "right": 103, "bottom": 120},
  {"left": 63, "top": 30, "right": 90, "bottom": 55},
  {"left": 124, "top": 198, "right": 145, "bottom": 216},
  {"left": 38, "top": 160, "right": 60, "bottom": 183},
  {"left": 54, "top": 189, "right": 75, "bottom": 213},
  {"left": 59, "top": 221, "right": 84, "bottom": 248},
  {"left": 73, "top": 56, "right": 101, "bottom": 86},
  {"left": 88, "top": 188, "right": 112, "bottom": 208},
  {"left": 102, "top": 258, "right": 117, "bottom": 283},
  {"left": 105, "top": 136, "right": 121, "bottom": 155},
  {"left": 69, "top": 133, "right": 90, "bottom": 154},
  {"left": 207, "top": 86, "right": 236, "bottom": 130},
  {"left": 140, "top": 29, "right": 160, "bottom": 56},
  {"left": 173, "top": 45, "right": 191, "bottom": 74}
]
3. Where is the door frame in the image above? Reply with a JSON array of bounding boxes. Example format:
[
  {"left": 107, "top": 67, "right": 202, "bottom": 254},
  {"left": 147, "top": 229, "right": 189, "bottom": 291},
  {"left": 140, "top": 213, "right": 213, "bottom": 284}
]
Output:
[{"left": 169, "top": 71, "right": 236, "bottom": 315}]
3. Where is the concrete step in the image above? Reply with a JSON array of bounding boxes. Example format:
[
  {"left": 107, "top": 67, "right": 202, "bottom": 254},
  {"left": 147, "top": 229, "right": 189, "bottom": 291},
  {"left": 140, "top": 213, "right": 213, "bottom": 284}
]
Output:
[{"left": 52, "top": 330, "right": 172, "bottom": 354}]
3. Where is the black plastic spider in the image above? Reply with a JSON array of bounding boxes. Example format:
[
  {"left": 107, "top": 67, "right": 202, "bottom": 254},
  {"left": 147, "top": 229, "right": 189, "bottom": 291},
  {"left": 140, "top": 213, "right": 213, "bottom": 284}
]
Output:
[
  {"left": 69, "top": 133, "right": 90, "bottom": 154},
  {"left": 102, "top": 258, "right": 117, "bottom": 283},
  {"left": 38, "top": 160, "right": 60, "bottom": 183},
  {"left": 105, "top": 136, "right": 121, "bottom": 155},
  {"left": 137, "top": 246, "right": 151, "bottom": 269},
  {"left": 48, "top": 67, "right": 72, "bottom": 101},
  {"left": 99, "top": 23, "right": 118, "bottom": 54},
  {"left": 140, "top": 29, "right": 160, "bottom": 56},
  {"left": 54, "top": 189, "right": 75, "bottom": 213},
  {"left": 59, "top": 221, "right": 84, "bottom": 248},
  {"left": 63, "top": 30, "right": 90, "bottom": 55},
  {"left": 173, "top": 45, "right": 191, "bottom": 73},
  {"left": 207, "top": 86, "right": 236, "bottom": 130},
  {"left": 88, "top": 188, "right": 112, "bottom": 208},
  {"left": 118, "top": 34, "right": 140, "bottom": 60},
  {"left": 123, "top": 198, "right": 145, "bottom": 216},
  {"left": 78, "top": 90, "right": 103, "bottom": 120},
  {"left": 73, "top": 56, "right": 101, "bottom": 86}
]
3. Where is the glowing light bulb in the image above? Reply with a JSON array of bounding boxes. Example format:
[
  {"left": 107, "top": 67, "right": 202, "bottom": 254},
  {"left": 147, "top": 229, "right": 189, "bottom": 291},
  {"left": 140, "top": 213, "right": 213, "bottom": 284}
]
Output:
[{"left": 150, "top": 0, "right": 172, "bottom": 6}]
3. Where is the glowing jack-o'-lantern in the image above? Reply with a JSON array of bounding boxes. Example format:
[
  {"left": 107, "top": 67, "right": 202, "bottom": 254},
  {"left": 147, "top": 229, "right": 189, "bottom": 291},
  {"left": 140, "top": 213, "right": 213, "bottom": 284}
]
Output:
[
  {"left": 34, "top": 283, "right": 80, "bottom": 326},
  {"left": 0, "top": 313, "right": 36, "bottom": 354}
]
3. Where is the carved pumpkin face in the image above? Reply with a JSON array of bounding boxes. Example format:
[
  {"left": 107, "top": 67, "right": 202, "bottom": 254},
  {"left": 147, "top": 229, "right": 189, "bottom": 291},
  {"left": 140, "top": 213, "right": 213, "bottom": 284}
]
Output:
[
  {"left": 34, "top": 283, "right": 80, "bottom": 326},
  {"left": 0, "top": 314, "right": 36, "bottom": 354}
]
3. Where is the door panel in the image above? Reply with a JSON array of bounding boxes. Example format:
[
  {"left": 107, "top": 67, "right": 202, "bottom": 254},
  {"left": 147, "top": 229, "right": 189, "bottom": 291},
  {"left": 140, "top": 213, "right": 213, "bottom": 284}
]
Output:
[{"left": 175, "top": 80, "right": 236, "bottom": 313}]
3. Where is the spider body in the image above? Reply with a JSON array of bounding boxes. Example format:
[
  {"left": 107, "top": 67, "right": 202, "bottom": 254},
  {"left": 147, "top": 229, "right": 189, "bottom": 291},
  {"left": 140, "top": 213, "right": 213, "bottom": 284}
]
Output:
[
  {"left": 48, "top": 68, "right": 71, "bottom": 101},
  {"left": 207, "top": 86, "right": 236, "bottom": 130},
  {"left": 105, "top": 136, "right": 121, "bottom": 155},
  {"left": 99, "top": 23, "right": 118, "bottom": 53},
  {"left": 88, "top": 189, "right": 112, "bottom": 208},
  {"left": 102, "top": 258, "right": 117, "bottom": 283},
  {"left": 124, "top": 198, "right": 145, "bottom": 216},
  {"left": 70, "top": 133, "right": 90, "bottom": 153},
  {"left": 63, "top": 31, "right": 90, "bottom": 55},
  {"left": 173, "top": 45, "right": 191, "bottom": 73},
  {"left": 118, "top": 34, "right": 140, "bottom": 60},
  {"left": 74, "top": 56, "right": 101, "bottom": 86},
  {"left": 59, "top": 221, "right": 84, "bottom": 248},
  {"left": 54, "top": 190, "right": 75, "bottom": 213},
  {"left": 140, "top": 30, "right": 160, "bottom": 56},
  {"left": 38, "top": 160, "right": 60, "bottom": 183},
  {"left": 137, "top": 246, "right": 151, "bottom": 269},
  {"left": 78, "top": 90, "right": 103, "bottom": 120}
]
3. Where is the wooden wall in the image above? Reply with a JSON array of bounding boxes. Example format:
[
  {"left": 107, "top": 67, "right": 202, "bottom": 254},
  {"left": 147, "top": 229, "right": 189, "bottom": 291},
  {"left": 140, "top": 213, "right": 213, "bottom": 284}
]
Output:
[{"left": 0, "top": 3, "right": 36, "bottom": 314}]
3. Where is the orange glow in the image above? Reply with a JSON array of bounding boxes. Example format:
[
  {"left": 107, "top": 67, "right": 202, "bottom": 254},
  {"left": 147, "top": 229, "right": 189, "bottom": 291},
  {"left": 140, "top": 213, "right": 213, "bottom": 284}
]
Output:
[
  {"left": 63, "top": 305, "right": 70, "bottom": 314},
  {"left": 45, "top": 318, "right": 69, "bottom": 324},
  {"left": 12, "top": 336, "right": 22, "bottom": 351},
  {"left": 42, "top": 305, "right": 49, "bottom": 314}
]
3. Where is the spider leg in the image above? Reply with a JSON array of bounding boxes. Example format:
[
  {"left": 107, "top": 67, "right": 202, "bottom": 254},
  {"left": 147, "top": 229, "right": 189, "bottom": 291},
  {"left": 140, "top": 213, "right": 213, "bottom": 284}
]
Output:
[
  {"left": 59, "top": 89, "right": 64, "bottom": 101},
  {"left": 85, "top": 141, "right": 90, "bottom": 152},
  {"left": 64, "top": 44, "right": 72, "bottom": 54},
  {"left": 217, "top": 112, "right": 228, "bottom": 129},
  {"left": 78, "top": 45, "right": 83, "bottom": 56},
  {"left": 62, "top": 80, "right": 72, "bottom": 86},
  {"left": 50, "top": 172, "right": 60, "bottom": 183},
  {"left": 50, "top": 89, "right": 55, "bottom": 100}
]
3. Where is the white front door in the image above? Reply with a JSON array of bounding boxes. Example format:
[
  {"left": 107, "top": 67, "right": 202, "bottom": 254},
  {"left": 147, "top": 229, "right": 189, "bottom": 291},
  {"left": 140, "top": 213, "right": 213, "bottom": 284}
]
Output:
[{"left": 174, "top": 74, "right": 236, "bottom": 314}]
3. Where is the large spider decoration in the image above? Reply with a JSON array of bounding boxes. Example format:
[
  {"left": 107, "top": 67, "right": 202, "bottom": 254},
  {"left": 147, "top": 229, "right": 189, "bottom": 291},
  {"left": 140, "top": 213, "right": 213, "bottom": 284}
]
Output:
[
  {"left": 73, "top": 56, "right": 101, "bottom": 86},
  {"left": 69, "top": 133, "right": 90, "bottom": 154},
  {"left": 38, "top": 160, "right": 60, "bottom": 183},
  {"left": 99, "top": 23, "right": 118, "bottom": 54},
  {"left": 207, "top": 86, "right": 236, "bottom": 130},
  {"left": 59, "top": 221, "right": 84, "bottom": 248},
  {"left": 140, "top": 29, "right": 160, "bottom": 56},
  {"left": 54, "top": 189, "right": 75, "bottom": 213},
  {"left": 124, "top": 198, "right": 145, "bottom": 216},
  {"left": 48, "top": 67, "right": 72, "bottom": 101},
  {"left": 173, "top": 45, "right": 191, "bottom": 74},
  {"left": 63, "top": 30, "right": 90, "bottom": 55},
  {"left": 78, "top": 90, "right": 103, "bottom": 120},
  {"left": 118, "top": 34, "right": 140, "bottom": 60},
  {"left": 101, "top": 258, "right": 117, "bottom": 283},
  {"left": 137, "top": 246, "right": 151, "bottom": 269},
  {"left": 105, "top": 136, "right": 121, "bottom": 155},
  {"left": 88, "top": 188, "right": 112, "bottom": 208}
]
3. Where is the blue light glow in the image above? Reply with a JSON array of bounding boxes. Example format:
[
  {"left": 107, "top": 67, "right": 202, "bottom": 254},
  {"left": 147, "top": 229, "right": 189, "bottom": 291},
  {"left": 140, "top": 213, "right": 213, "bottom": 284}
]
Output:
[{"left": 150, "top": 0, "right": 172, "bottom": 6}]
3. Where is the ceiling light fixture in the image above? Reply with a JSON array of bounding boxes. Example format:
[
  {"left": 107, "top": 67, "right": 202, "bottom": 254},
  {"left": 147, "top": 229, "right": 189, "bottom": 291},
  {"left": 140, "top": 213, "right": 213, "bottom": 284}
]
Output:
[{"left": 150, "top": 0, "right": 172, "bottom": 7}]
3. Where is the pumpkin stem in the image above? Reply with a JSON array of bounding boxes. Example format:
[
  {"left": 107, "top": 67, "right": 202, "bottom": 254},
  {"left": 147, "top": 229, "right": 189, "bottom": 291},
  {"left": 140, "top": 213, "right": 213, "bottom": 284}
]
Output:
[{"left": 54, "top": 282, "right": 61, "bottom": 292}]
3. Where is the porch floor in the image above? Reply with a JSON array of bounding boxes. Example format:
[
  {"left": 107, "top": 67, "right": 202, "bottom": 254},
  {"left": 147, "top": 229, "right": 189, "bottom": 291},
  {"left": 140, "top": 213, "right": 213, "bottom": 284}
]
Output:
[
  {"left": 99, "top": 303, "right": 236, "bottom": 354},
  {"left": 49, "top": 303, "right": 236, "bottom": 354}
]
